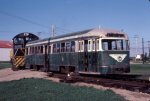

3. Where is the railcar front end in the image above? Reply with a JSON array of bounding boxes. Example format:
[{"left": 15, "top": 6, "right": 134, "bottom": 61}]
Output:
[{"left": 98, "top": 38, "right": 130, "bottom": 74}]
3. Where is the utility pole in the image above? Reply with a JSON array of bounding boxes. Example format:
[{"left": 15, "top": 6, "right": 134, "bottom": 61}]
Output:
[
  {"left": 51, "top": 25, "right": 55, "bottom": 37},
  {"left": 133, "top": 35, "right": 139, "bottom": 57},
  {"left": 148, "top": 41, "right": 150, "bottom": 58},
  {"left": 142, "top": 38, "right": 145, "bottom": 64}
]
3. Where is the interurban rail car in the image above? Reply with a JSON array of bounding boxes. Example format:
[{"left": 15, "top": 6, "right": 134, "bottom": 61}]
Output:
[{"left": 12, "top": 28, "right": 130, "bottom": 74}]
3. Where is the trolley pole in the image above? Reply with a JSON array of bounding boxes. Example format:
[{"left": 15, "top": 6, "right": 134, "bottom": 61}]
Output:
[
  {"left": 142, "top": 38, "right": 145, "bottom": 64},
  {"left": 133, "top": 35, "right": 138, "bottom": 58}
]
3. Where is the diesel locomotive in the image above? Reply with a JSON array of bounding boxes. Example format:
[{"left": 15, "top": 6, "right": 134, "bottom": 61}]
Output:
[{"left": 12, "top": 28, "right": 130, "bottom": 74}]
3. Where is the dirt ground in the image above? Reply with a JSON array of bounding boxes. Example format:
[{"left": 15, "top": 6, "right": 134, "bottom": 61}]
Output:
[{"left": 0, "top": 68, "right": 150, "bottom": 101}]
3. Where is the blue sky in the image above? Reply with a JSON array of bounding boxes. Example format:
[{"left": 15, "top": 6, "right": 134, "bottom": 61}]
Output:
[{"left": 0, "top": 0, "right": 150, "bottom": 44}]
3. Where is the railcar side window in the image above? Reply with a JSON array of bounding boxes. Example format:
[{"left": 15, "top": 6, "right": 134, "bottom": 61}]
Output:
[
  {"left": 53, "top": 44, "right": 56, "bottom": 53},
  {"left": 88, "top": 40, "right": 91, "bottom": 51},
  {"left": 35, "top": 47, "right": 38, "bottom": 53},
  {"left": 25, "top": 48, "right": 27, "bottom": 55},
  {"left": 28, "top": 47, "right": 30, "bottom": 55},
  {"left": 61, "top": 43, "right": 65, "bottom": 52},
  {"left": 102, "top": 39, "right": 128, "bottom": 51},
  {"left": 41, "top": 46, "right": 43, "bottom": 54},
  {"left": 38, "top": 46, "right": 40, "bottom": 53},
  {"left": 127, "top": 40, "right": 130, "bottom": 50},
  {"left": 57, "top": 43, "right": 60, "bottom": 53},
  {"left": 32, "top": 47, "right": 34, "bottom": 54},
  {"left": 30, "top": 47, "right": 32, "bottom": 54},
  {"left": 96, "top": 39, "right": 99, "bottom": 50},
  {"left": 92, "top": 40, "right": 95, "bottom": 50},
  {"left": 79, "top": 41, "right": 81, "bottom": 51},
  {"left": 66, "top": 42, "right": 70, "bottom": 52},
  {"left": 48, "top": 45, "right": 51, "bottom": 54},
  {"left": 71, "top": 41, "right": 75, "bottom": 52},
  {"left": 79, "top": 41, "right": 84, "bottom": 51}
]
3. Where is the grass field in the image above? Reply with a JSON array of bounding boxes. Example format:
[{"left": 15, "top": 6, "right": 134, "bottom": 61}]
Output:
[
  {"left": 0, "top": 78, "right": 126, "bottom": 101},
  {"left": 0, "top": 62, "right": 12, "bottom": 69},
  {"left": 130, "top": 64, "right": 150, "bottom": 74}
]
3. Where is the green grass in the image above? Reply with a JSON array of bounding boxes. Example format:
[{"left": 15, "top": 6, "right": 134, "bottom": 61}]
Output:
[
  {"left": 130, "top": 64, "right": 150, "bottom": 74},
  {"left": 0, "top": 78, "right": 126, "bottom": 101},
  {"left": 0, "top": 62, "right": 12, "bottom": 69}
]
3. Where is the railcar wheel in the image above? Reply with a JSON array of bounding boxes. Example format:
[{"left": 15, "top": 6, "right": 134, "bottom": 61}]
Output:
[{"left": 30, "top": 65, "right": 33, "bottom": 69}]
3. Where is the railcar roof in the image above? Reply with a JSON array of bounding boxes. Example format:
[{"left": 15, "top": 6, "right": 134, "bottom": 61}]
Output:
[
  {"left": 27, "top": 28, "right": 128, "bottom": 45},
  {"left": 27, "top": 29, "right": 92, "bottom": 44}
]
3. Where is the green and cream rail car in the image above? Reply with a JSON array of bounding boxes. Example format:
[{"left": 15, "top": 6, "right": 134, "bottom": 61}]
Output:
[{"left": 25, "top": 28, "right": 130, "bottom": 74}]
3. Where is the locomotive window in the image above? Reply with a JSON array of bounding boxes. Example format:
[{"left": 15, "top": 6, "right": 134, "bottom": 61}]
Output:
[
  {"left": 26, "top": 48, "right": 28, "bottom": 55},
  {"left": 71, "top": 41, "right": 75, "bottom": 52},
  {"left": 61, "top": 43, "right": 65, "bottom": 52},
  {"left": 102, "top": 39, "right": 129, "bottom": 51},
  {"left": 57, "top": 43, "right": 60, "bottom": 53},
  {"left": 14, "top": 48, "right": 25, "bottom": 56},
  {"left": 14, "top": 38, "right": 24, "bottom": 44},
  {"left": 14, "top": 45, "right": 23, "bottom": 49}
]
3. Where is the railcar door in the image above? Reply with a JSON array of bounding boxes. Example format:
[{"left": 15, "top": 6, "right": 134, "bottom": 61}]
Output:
[
  {"left": 83, "top": 40, "right": 89, "bottom": 71},
  {"left": 86, "top": 38, "right": 98, "bottom": 73},
  {"left": 78, "top": 40, "right": 89, "bottom": 72},
  {"left": 44, "top": 45, "right": 49, "bottom": 72}
]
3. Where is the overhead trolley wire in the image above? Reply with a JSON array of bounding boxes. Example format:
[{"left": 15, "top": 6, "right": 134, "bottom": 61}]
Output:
[
  {"left": 0, "top": 10, "right": 50, "bottom": 29},
  {"left": 0, "top": 10, "right": 77, "bottom": 35}
]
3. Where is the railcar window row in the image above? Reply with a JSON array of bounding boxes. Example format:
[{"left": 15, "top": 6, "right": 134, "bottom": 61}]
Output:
[
  {"left": 52, "top": 41, "right": 75, "bottom": 53},
  {"left": 26, "top": 45, "right": 44, "bottom": 55},
  {"left": 26, "top": 39, "right": 100, "bottom": 55},
  {"left": 26, "top": 39, "right": 129, "bottom": 55},
  {"left": 87, "top": 39, "right": 100, "bottom": 51}
]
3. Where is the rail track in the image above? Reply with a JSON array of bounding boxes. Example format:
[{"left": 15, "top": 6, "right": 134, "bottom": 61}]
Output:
[{"left": 48, "top": 72, "right": 150, "bottom": 94}]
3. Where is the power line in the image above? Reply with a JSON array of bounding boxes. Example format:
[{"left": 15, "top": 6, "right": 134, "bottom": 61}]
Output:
[
  {"left": 0, "top": 10, "right": 74, "bottom": 36},
  {"left": 0, "top": 10, "right": 50, "bottom": 29}
]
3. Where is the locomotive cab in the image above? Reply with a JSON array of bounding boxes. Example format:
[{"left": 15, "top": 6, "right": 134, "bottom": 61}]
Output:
[{"left": 12, "top": 33, "right": 39, "bottom": 70}]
